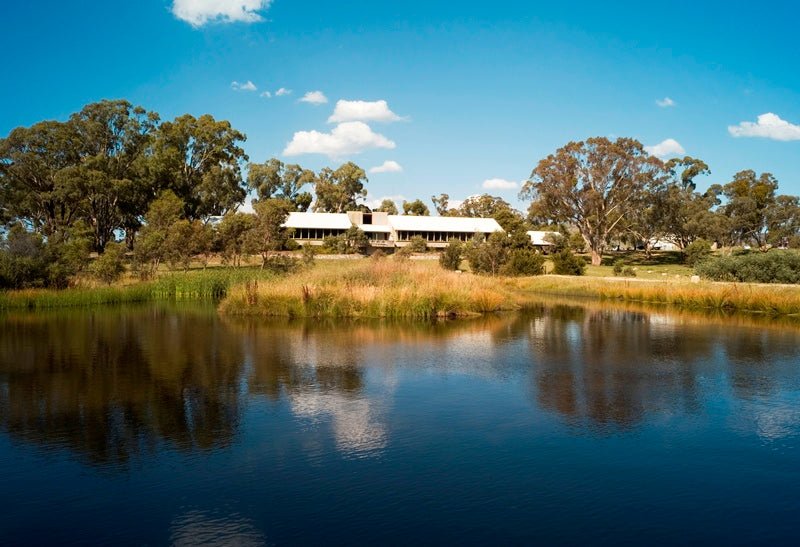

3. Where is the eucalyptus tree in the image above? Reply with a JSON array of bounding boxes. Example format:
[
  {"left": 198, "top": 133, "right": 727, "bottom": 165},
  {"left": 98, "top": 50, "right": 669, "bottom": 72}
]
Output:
[
  {"left": 247, "top": 158, "right": 314, "bottom": 211},
  {"left": 151, "top": 114, "right": 248, "bottom": 219},
  {"left": 402, "top": 199, "right": 430, "bottom": 216},
  {"left": 69, "top": 99, "right": 159, "bottom": 250},
  {"left": 521, "top": 137, "right": 667, "bottom": 265},
  {"left": 374, "top": 198, "right": 398, "bottom": 215},
  {"left": 0, "top": 120, "right": 82, "bottom": 235},
  {"left": 312, "top": 162, "right": 368, "bottom": 213},
  {"left": 722, "top": 170, "right": 778, "bottom": 248}
]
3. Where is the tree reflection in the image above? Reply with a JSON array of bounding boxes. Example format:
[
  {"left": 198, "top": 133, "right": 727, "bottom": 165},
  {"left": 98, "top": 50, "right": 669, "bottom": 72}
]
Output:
[
  {"left": 524, "top": 302, "right": 800, "bottom": 430},
  {"left": 0, "top": 305, "right": 244, "bottom": 466}
]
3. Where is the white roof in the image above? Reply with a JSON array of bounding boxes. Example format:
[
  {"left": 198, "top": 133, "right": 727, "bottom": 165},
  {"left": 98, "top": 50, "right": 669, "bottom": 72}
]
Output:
[
  {"left": 388, "top": 215, "right": 503, "bottom": 233},
  {"left": 527, "top": 230, "right": 558, "bottom": 246},
  {"left": 284, "top": 212, "right": 351, "bottom": 230},
  {"left": 359, "top": 224, "right": 392, "bottom": 232}
]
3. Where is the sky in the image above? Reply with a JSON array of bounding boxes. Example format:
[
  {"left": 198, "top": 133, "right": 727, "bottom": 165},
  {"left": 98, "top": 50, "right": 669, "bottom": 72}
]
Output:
[{"left": 2, "top": 0, "right": 799, "bottom": 211}]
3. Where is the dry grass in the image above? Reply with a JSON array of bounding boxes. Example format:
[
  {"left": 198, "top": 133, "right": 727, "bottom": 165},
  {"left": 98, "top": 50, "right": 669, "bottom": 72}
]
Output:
[
  {"left": 511, "top": 275, "right": 800, "bottom": 316},
  {"left": 219, "top": 259, "right": 521, "bottom": 319}
]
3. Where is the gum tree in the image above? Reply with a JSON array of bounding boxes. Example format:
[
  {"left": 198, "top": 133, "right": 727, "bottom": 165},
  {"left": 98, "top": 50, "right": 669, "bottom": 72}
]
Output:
[{"left": 520, "top": 137, "right": 667, "bottom": 265}]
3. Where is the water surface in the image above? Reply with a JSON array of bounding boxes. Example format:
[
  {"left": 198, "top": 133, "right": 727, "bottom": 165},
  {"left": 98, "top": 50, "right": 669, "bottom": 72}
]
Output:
[{"left": 1, "top": 302, "right": 799, "bottom": 544}]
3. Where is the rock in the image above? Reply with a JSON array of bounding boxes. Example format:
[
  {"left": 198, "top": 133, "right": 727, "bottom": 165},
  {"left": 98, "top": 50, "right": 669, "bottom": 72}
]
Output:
[{"left": 691, "top": 275, "right": 700, "bottom": 283}]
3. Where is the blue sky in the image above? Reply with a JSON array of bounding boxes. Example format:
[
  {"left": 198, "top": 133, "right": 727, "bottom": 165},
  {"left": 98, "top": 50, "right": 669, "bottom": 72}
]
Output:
[{"left": 2, "top": 1, "right": 799, "bottom": 210}]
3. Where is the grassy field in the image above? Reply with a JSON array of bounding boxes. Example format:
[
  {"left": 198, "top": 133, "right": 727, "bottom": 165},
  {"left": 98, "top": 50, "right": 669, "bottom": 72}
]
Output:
[{"left": 5, "top": 250, "right": 800, "bottom": 319}]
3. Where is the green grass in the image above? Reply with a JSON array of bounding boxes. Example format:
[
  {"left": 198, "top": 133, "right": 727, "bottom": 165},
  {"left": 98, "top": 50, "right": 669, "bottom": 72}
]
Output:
[{"left": 0, "top": 267, "right": 279, "bottom": 310}]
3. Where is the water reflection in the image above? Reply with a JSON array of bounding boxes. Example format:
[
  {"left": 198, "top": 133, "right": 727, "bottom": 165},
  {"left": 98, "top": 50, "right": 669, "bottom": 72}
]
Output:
[
  {"left": 0, "top": 305, "right": 245, "bottom": 465},
  {"left": 1, "top": 301, "right": 800, "bottom": 468}
]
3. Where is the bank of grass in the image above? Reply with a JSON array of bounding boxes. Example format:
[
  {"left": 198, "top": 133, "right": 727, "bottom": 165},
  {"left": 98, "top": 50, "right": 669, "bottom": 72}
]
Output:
[
  {"left": 220, "top": 259, "right": 523, "bottom": 319},
  {"left": 510, "top": 275, "right": 800, "bottom": 316},
  {"left": 0, "top": 267, "right": 279, "bottom": 310}
]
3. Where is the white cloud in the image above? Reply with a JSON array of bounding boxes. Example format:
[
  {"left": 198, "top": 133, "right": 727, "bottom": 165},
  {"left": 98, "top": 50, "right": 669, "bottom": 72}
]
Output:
[
  {"left": 366, "top": 195, "right": 406, "bottom": 210},
  {"left": 645, "top": 138, "right": 685, "bottom": 158},
  {"left": 482, "top": 178, "right": 518, "bottom": 190},
  {"left": 172, "top": 0, "right": 272, "bottom": 27},
  {"left": 260, "top": 91, "right": 272, "bottom": 98},
  {"left": 328, "top": 100, "right": 404, "bottom": 123},
  {"left": 299, "top": 91, "right": 328, "bottom": 105},
  {"left": 283, "top": 121, "right": 396, "bottom": 158},
  {"left": 656, "top": 97, "right": 676, "bottom": 108},
  {"left": 275, "top": 87, "right": 292, "bottom": 96},
  {"left": 231, "top": 80, "right": 257, "bottom": 92},
  {"left": 369, "top": 160, "right": 403, "bottom": 174},
  {"left": 728, "top": 112, "right": 800, "bottom": 141}
]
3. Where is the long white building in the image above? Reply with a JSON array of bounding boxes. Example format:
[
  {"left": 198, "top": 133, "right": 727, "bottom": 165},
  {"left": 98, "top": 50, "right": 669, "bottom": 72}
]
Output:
[{"left": 284, "top": 211, "right": 503, "bottom": 249}]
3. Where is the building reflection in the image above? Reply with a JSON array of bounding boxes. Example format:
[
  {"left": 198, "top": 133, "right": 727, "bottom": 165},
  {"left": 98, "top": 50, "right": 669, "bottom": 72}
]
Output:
[{"left": 2, "top": 300, "right": 799, "bottom": 466}]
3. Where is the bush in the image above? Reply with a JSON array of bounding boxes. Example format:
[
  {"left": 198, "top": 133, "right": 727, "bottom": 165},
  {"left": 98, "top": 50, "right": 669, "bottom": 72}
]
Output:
[
  {"left": 612, "top": 259, "right": 636, "bottom": 277},
  {"left": 89, "top": 242, "right": 126, "bottom": 284},
  {"left": 408, "top": 235, "right": 428, "bottom": 253},
  {"left": 501, "top": 248, "right": 545, "bottom": 276},
  {"left": 465, "top": 233, "right": 508, "bottom": 275},
  {"left": 439, "top": 240, "right": 463, "bottom": 271},
  {"left": 301, "top": 244, "right": 316, "bottom": 266},
  {"left": 551, "top": 249, "right": 586, "bottom": 276},
  {"left": 684, "top": 239, "right": 712, "bottom": 266},
  {"left": 696, "top": 250, "right": 800, "bottom": 284}
]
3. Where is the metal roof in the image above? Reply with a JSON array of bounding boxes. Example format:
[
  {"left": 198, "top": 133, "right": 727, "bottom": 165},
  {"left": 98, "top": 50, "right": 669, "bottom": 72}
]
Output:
[
  {"left": 527, "top": 231, "right": 558, "bottom": 246},
  {"left": 359, "top": 224, "right": 392, "bottom": 232},
  {"left": 284, "top": 212, "right": 351, "bottom": 230},
  {"left": 388, "top": 215, "right": 503, "bottom": 233}
]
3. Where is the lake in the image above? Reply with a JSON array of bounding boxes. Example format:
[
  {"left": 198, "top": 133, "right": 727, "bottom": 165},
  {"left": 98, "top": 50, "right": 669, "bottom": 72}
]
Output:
[{"left": 1, "top": 301, "right": 799, "bottom": 545}]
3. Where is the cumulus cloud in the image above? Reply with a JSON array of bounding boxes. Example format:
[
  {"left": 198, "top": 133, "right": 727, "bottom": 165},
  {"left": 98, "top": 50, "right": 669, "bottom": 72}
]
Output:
[
  {"left": 275, "top": 87, "right": 292, "bottom": 96},
  {"left": 328, "top": 100, "right": 404, "bottom": 123},
  {"left": 645, "top": 138, "right": 685, "bottom": 158},
  {"left": 231, "top": 80, "right": 257, "bottom": 92},
  {"left": 172, "top": 0, "right": 272, "bottom": 27},
  {"left": 728, "top": 112, "right": 800, "bottom": 141},
  {"left": 482, "top": 178, "right": 518, "bottom": 190},
  {"left": 299, "top": 91, "right": 328, "bottom": 105},
  {"left": 260, "top": 91, "right": 272, "bottom": 98},
  {"left": 656, "top": 97, "right": 676, "bottom": 108},
  {"left": 369, "top": 160, "right": 403, "bottom": 174},
  {"left": 283, "top": 121, "right": 396, "bottom": 158}
]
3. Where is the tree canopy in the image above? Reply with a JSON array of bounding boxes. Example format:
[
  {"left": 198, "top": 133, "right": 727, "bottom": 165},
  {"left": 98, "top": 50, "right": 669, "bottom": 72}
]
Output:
[{"left": 520, "top": 137, "right": 668, "bottom": 265}]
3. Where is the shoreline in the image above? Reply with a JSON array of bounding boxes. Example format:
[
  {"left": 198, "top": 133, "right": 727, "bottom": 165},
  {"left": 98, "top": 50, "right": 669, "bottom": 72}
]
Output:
[{"left": 4, "top": 261, "right": 800, "bottom": 320}]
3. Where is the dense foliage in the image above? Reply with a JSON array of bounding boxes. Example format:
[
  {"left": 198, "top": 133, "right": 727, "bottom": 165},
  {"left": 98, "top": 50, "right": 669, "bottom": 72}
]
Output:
[{"left": 695, "top": 251, "right": 800, "bottom": 284}]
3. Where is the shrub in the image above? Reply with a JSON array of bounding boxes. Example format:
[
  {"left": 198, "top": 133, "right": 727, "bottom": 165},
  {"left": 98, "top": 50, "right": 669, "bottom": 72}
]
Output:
[
  {"left": 696, "top": 250, "right": 800, "bottom": 284},
  {"left": 408, "top": 235, "right": 428, "bottom": 253},
  {"left": 301, "top": 244, "right": 317, "bottom": 266},
  {"left": 465, "top": 233, "right": 508, "bottom": 275},
  {"left": 439, "top": 240, "right": 463, "bottom": 271},
  {"left": 612, "top": 259, "right": 636, "bottom": 277},
  {"left": 501, "top": 248, "right": 545, "bottom": 276},
  {"left": 551, "top": 249, "right": 586, "bottom": 276},
  {"left": 89, "top": 242, "right": 126, "bottom": 284},
  {"left": 684, "top": 239, "right": 712, "bottom": 266}
]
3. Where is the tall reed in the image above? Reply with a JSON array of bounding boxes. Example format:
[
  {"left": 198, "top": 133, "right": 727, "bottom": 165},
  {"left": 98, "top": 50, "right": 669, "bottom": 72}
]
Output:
[{"left": 220, "top": 259, "right": 519, "bottom": 319}]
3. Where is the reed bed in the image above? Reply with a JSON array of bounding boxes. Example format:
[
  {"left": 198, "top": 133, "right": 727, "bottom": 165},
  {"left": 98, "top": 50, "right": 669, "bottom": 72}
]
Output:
[
  {"left": 0, "top": 268, "right": 278, "bottom": 310},
  {"left": 220, "top": 259, "right": 519, "bottom": 319},
  {"left": 512, "top": 276, "right": 800, "bottom": 316}
]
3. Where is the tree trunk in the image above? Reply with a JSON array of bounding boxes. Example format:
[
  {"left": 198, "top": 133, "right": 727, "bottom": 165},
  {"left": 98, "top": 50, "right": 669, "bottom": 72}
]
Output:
[{"left": 590, "top": 248, "right": 602, "bottom": 266}]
